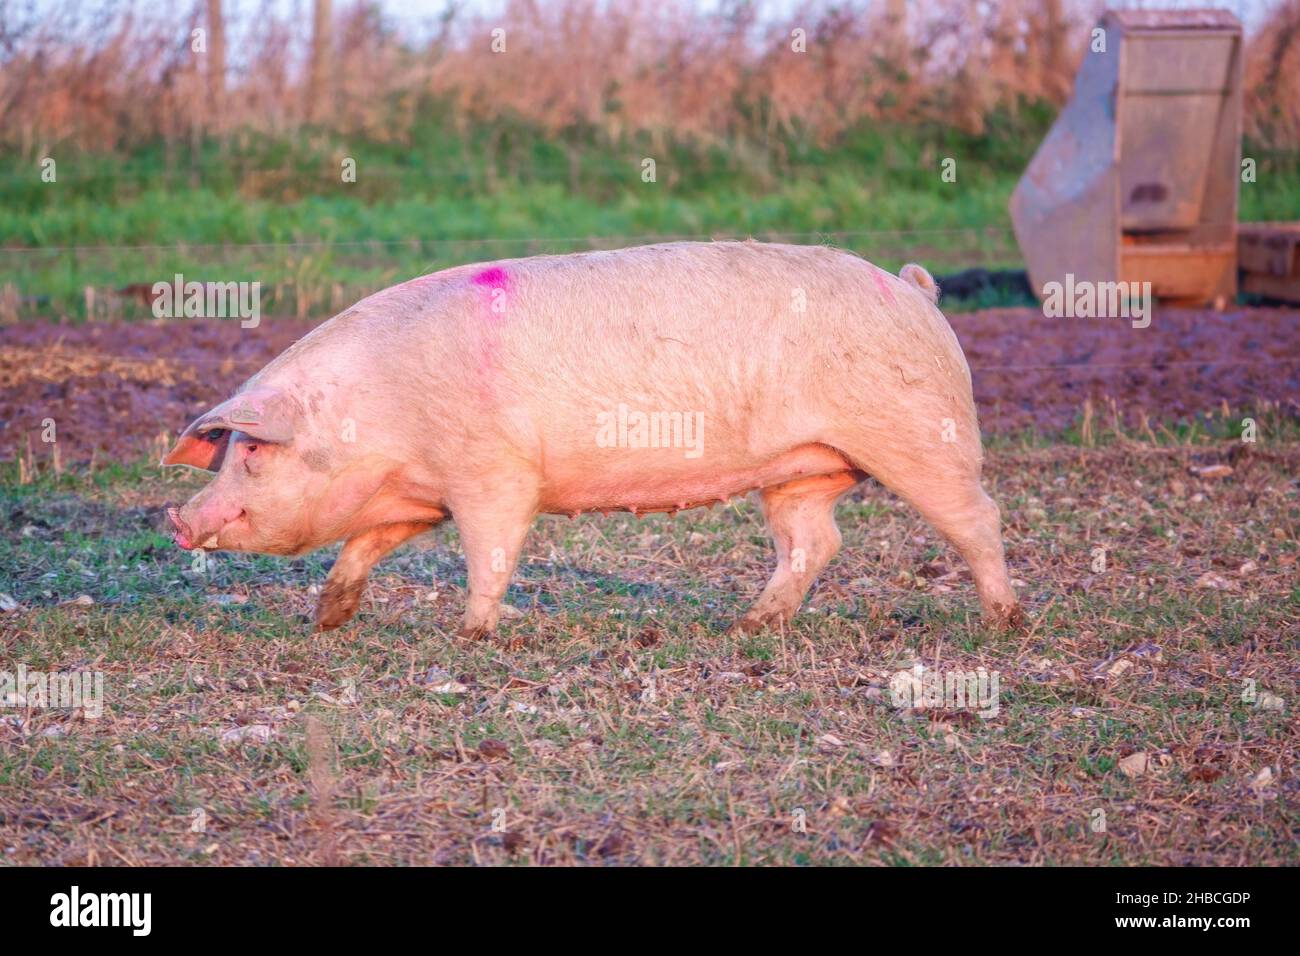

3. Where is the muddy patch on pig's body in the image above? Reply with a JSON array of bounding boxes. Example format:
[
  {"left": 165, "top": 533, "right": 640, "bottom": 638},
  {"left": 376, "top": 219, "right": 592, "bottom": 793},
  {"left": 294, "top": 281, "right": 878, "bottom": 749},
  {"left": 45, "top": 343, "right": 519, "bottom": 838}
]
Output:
[{"left": 300, "top": 447, "right": 332, "bottom": 472}]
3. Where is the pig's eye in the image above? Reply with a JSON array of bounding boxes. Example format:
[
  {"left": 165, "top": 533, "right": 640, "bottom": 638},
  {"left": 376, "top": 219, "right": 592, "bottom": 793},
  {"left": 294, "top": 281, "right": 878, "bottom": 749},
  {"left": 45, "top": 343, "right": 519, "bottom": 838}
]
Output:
[
  {"left": 206, "top": 428, "right": 226, "bottom": 441},
  {"left": 243, "top": 442, "right": 263, "bottom": 476}
]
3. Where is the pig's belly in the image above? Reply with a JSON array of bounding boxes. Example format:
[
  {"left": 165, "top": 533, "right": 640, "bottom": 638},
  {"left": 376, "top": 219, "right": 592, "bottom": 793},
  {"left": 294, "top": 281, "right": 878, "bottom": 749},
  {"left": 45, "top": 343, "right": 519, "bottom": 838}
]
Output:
[{"left": 539, "top": 443, "right": 862, "bottom": 516}]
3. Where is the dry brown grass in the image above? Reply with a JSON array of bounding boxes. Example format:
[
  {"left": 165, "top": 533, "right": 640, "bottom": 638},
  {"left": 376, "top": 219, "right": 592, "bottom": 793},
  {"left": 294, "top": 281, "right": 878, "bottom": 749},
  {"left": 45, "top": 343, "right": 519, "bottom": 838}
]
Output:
[
  {"left": 1245, "top": 0, "right": 1300, "bottom": 149},
  {"left": 7, "top": 0, "right": 1296, "bottom": 157},
  {"left": 0, "top": 0, "right": 1181, "bottom": 157},
  {"left": 1, "top": 441, "right": 1295, "bottom": 865},
  {"left": 9, "top": 1, "right": 1298, "bottom": 159}
]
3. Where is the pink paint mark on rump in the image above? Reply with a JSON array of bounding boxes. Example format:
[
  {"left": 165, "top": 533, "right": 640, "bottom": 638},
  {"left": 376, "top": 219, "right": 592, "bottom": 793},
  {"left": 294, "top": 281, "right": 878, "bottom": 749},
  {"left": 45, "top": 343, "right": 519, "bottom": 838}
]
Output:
[{"left": 871, "top": 266, "right": 897, "bottom": 306}]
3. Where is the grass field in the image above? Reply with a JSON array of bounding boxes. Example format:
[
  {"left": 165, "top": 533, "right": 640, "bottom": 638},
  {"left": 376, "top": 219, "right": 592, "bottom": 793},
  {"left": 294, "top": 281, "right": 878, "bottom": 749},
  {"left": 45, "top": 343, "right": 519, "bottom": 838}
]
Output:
[
  {"left": 1, "top": 433, "right": 1295, "bottom": 865},
  {"left": 5, "top": 117, "right": 1300, "bottom": 320}
]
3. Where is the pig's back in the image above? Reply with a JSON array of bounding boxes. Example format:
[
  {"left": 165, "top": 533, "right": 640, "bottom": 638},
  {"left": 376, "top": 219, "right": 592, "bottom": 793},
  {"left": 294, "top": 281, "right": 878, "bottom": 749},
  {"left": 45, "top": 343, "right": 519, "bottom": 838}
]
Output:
[
  {"left": 471, "top": 241, "right": 968, "bottom": 420},
  {"left": 298, "top": 241, "right": 972, "bottom": 475}
]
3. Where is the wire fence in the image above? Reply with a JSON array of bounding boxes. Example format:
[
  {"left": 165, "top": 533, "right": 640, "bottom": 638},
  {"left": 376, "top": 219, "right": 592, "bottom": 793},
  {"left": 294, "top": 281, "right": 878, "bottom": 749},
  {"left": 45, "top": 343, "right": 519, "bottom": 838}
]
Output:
[
  {"left": 7, "top": 340, "right": 1298, "bottom": 376},
  {"left": 0, "top": 225, "right": 1030, "bottom": 321},
  {"left": 0, "top": 226, "right": 1020, "bottom": 256}
]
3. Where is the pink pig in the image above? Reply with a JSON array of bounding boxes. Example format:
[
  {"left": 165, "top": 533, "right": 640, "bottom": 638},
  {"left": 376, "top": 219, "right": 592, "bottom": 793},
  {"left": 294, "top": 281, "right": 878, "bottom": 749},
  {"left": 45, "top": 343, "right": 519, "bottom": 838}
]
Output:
[{"left": 164, "top": 241, "right": 1021, "bottom": 635}]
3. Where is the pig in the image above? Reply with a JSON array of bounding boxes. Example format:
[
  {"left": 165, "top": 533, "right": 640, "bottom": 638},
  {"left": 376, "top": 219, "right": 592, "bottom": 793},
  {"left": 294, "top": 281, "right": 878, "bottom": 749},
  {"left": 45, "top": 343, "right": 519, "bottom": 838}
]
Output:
[{"left": 163, "top": 241, "right": 1022, "bottom": 636}]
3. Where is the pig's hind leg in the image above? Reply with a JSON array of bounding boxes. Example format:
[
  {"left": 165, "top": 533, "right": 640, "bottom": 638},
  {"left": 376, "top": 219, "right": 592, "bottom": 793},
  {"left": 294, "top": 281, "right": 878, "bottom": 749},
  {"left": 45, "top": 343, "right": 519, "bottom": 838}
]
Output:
[
  {"left": 907, "top": 479, "right": 1022, "bottom": 628},
  {"left": 838, "top": 441, "right": 1022, "bottom": 629},
  {"left": 734, "top": 472, "right": 860, "bottom": 633},
  {"left": 317, "top": 520, "right": 437, "bottom": 630}
]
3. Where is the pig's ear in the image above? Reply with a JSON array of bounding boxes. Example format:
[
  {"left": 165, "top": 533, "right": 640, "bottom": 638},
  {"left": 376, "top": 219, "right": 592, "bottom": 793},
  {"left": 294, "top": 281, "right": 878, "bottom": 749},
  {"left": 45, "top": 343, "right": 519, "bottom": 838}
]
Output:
[
  {"left": 189, "top": 388, "right": 298, "bottom": 444},
  {"left": 161, "top": 429, "right": 231, "bottom": 471},
  {"left": 161, "top": 388, "right": 298, "bottom": 470}
]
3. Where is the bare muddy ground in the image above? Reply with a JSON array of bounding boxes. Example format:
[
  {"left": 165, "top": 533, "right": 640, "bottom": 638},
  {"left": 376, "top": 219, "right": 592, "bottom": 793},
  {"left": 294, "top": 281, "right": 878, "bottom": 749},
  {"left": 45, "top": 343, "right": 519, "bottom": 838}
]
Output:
[
  {"left": 952, "top": 307, "right": 1300, "bottom": 437},
  {"left": 1, "top": 306, "right": 1297, "bottom": 463}
]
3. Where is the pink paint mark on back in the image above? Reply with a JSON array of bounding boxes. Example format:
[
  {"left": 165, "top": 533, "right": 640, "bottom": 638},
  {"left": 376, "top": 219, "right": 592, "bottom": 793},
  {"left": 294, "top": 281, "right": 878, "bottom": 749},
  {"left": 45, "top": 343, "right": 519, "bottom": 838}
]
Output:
[
  {"left": 468, "top": 267, "right": 512, "bottom": 400},
  {"left": 872, "top": 266, "right": 897, "bottom": 306},
  {"left": 472, "top": 266, "right": 509, "bottom": 289},
  {"left": 471, "top": 266, "right": 511, "bottom": 330}
]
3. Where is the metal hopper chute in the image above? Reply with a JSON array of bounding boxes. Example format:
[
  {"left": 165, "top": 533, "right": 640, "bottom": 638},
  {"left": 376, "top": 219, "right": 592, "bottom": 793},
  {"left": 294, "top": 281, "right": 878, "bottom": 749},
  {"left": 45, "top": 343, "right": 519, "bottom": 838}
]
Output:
[{"left": 1011, "top": 9, "right": 1243, "bottom": 308}]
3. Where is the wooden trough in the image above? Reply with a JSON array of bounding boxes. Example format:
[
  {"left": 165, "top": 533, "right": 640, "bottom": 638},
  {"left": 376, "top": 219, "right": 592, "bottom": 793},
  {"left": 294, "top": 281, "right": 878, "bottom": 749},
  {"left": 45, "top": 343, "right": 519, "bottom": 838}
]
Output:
[
  {"left": 1238, "top": 222, "right": 1300, "bottom": 304},
  {"left": 1011, "top": 9, "right": 1244, "bottom": 308}
]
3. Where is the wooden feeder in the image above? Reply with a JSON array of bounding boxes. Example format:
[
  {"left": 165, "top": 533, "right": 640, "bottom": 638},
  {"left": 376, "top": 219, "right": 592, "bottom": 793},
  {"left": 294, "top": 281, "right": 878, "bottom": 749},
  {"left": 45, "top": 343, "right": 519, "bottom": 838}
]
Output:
[
  {"left": 1238, "top": 222, "right": 1300, "bottom": 304},
  {"left": 1011, "top": 9, "right": 1243, "bottom": 308}
]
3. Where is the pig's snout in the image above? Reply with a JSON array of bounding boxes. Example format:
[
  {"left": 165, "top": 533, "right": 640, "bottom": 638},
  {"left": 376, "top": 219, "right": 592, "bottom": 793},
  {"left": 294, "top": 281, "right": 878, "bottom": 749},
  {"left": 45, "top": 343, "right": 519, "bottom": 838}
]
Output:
[
  {"left": 166, "top": 507, "right": 196, "bottom": 550},
  {"left": 167, "top": 497, "right": 246, "bottom": 551}
]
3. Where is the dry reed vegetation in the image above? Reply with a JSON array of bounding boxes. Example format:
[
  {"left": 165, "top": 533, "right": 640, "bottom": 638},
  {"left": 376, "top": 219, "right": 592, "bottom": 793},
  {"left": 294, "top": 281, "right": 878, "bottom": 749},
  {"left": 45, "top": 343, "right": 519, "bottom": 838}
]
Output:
[
  {"left": 1245, "top": 0, "right": 1300, "bottom": 149},
  {"left": 3, "top": 0, "right": 1297, "bottom": 158}
]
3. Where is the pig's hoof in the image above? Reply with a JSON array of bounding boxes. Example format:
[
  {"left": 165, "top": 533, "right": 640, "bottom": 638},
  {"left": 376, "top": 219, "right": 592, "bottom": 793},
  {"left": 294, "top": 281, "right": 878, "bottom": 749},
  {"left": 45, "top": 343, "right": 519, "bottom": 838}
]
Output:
[
  {"left": 731, "top": 611, "right": 787, "bottom": 635},
  {"left": 456, "top": 623, "right": 494, "bottom": 641},
  {"left": 990, "top": 602, "right": 1026, "bottom": 632},
  {"left": 316, "top": 603, "right": 359, "bottom": 631},
  {"left": 316, "top": 579, "right": 364, "bottom": 631}
]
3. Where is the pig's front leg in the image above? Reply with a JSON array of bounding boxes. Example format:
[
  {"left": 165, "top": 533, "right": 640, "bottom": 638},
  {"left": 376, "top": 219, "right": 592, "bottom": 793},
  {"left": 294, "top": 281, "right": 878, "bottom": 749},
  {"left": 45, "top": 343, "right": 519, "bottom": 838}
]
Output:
[
  {"left": 735, "top": 473, "right": 858, "bottom": 633},
  {"left": 449, "top": 488, "right": 538, "bottom": 639},
  {"left": 317, "top": 521, "right": 436, "bottom": 630}
]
